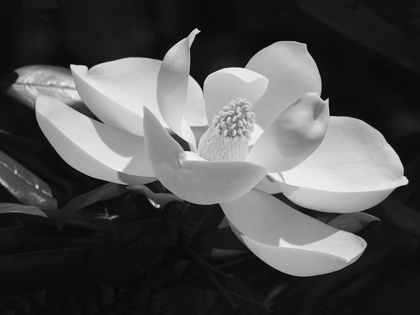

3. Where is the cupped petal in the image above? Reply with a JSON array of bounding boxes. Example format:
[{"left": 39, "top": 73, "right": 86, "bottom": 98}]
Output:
[
  {"left": 71, "top": 58, "right": 205, "bottom": 137},
  {"left": 36, "top": 95, "right": 155, "bottom": 184},
  {"left": 157, "top": 29, "right": 200, "bottom": 149},
  {"left": 247, "top": 93, "right": 329, "bottom": 172},
  {"left": 274, "top": 116, "right": 408, "bottom": 212},
  {"left": 143, "top": 107, "right": 267, "bottom": 205},
  {"left": 203, "top": 68, "right": 269, "bottom": 125},
  {"left": 246, "top": 41, "right": 322, "bottom": 129},
  {"left": 220, "top": 189, "right": 366, "bottom": 276}
]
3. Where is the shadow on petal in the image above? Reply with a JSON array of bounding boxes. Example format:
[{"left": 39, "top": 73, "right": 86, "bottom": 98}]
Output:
[
  {"left": 143, "top": 107, "right": 267, "bottom": 205},
  {"left": 275, "top": 117, "right": 408, "bottom": 212},
  {"left": 220, "top": 189, "right": 367, "bottom": 276},
  {"left": 246, "top": 41, "right": 322, "bottom": 129},
  {"left": 36, "top": 95, "right": 155, "bottom": 185}
]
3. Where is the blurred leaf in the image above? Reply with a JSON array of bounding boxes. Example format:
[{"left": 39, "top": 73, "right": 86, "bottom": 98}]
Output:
[
  {"left": 383, "top": 198, "right": 420, "bottom": 239},
  {"left": 193, "top": 203, "right": 226, "bottom": 236},
  {"left": 127, "top": 184, "right": 183, "bottom": 209},
  {"left": 0, "top": 225, "right": 99, "bottom": 295},
  {"left": 208, "top": 289, "right": 267, "bottom": 315},
  {"left": 0, "top": 149, "right": 57, "bottom": 210},
  {"left": 57, "top": 183, "right": 128, "bottom": 230},
  {"left": 0, "top": 203, "right": 123, "bottom": 232},
  {"left": 89, "top": 219, "right": 178, "bottom": 286},
  {"left": 297, "top": 0, "right": 420, "bottom": 73},
  {"left": 195, "top": 226, "right": 247, "bottom": 250},
  {"left": 0, "top": 65, "right": 94, "bottom": 118},
  {"left": 0, "top": 130, "right": 98, "bottom": 205}
]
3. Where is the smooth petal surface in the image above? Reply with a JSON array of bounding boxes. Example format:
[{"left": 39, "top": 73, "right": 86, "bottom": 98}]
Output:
[
  {"left": 247, "top": 93, "right": 329, "bottom": 172},
  {"left": 246, "top": 41, "right": 322, "bottom": 130},
  {"left": 157, "top": 29, "right": 200, "bottom": 149},
  {"left": 71, "top": 58, "right": 206, "bottom": 137},
  {"left": 220, "top": 189, "right": 366, "bottom": 276},
  {"left": 325, "top": 212, "right": 380, "bottom": 233},
  {"left": 254, "top": 174, "right": 282, "bottom": 194},
  {"left": 275, "top": 117, "right": 408, "bottom": 212},
  {"left": 143, "top": 107, "right": 267, "bottom": 205},
  {"left": 36, "top": 95, "right": 155, "bottom": 184},
  {"left": 203, "top": 68, "right": 269, "bottom": 125}
]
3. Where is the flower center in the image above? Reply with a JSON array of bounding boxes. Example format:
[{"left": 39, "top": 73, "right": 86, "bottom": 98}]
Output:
[{"left": 198, "top": 98, "right": 255, "bottom": 161}]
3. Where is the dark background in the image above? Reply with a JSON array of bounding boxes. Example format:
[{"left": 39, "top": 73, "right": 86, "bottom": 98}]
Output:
[
  {"left": 1, "top": 0, "right": 420, "bottom": 142},
  {"left": 1, "top": 1, "right": 420, "bottom": 314}
]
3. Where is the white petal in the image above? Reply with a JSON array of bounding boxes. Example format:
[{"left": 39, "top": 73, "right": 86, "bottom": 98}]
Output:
[
  {"left": 71, "top": 58, "right": 205, "bottom": 137},
  {"left": 203, "top": 67, "right": 268, "bottom": 125},
  {"left": 157, "top": 29, "right": 200, "bottom": 149},
  {"left": 247, "top": 93, "right": 329, "bottom": 172},
  {"left": 275, "top": 117, "right": 408, "bottom": 212},
  {"left": 36, "top": 95, "right": 155, "bottom": 184},
  {"left": 143, "top": 107, "right": 267, "bottom": 205},
  {"left": 246, "top": 41, "right": 322, "bottom": 129},
  {"left": 221, "top": 189, "right": 366, "bottom": 276}
]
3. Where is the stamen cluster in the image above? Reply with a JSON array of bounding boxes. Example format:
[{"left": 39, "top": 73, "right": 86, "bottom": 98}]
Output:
[
  {"left": 212, "top": 98, "right": 255, "bottom": 141},
  {"left": 197, "top": 98, "right": 256, "bottom": 161}
]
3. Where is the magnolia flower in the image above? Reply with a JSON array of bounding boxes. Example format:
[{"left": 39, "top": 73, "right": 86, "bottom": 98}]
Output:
[{"left": 36, "top": 29, "right": 407, "bottom": 276}]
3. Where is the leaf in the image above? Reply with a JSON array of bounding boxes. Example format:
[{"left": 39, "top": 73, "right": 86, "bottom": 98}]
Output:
[
  {"left": 0, "top": 225, "right": 99, "bottom": 295},
  {"left": 0, "top": 150, "right": 57, "bottom": 210},
  {"left": 0, "top": 65, "right": 95, "bottom": 118},
  {"left": 89, "top": 219, "right": 178, "bottom": 285},
  {"left": 127, "top": 184, "right": 183, "bottom": 209},
  {"left": 0, "top": 130, "right": 98, "bottom": 205},
  {"left": 297, "top": 0, "right": 420, "bottom": 73},
  {"left": 0, "top": 203, "right": 123, "bottom": 232},
  {"left": 57, "top": 183, "right": 128, "bottom": 230},
  {"left": 195, "top": 226, "right": 248, "bottom": 251},
  {"left": 208, "top": 289, "right": 267, "bottom": 315}
]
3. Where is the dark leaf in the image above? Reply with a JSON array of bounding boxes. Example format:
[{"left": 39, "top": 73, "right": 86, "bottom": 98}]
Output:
[
  {"left": 0, "top": 149, "right": 57, "bottom": 209},
  {"left": 194, "top": 226, "right": 247, "bottom": 251},
  {"left": 0, "top": 130, "right": 98, "bottom": 205},
  {"left": 297, "top": 0, "right": 420, "bottom": 73},
  {"left": 57, "top": 183, "right": 128, "bottom": 230},
  {"left": 89, "top": 219, "right": 178, "bottom": 285},
  {"left": 0, "top": 203, "right": 123, "bottom": 232},
  {"left": 0, "top": 225, "right": 99, "bottom": 295},
  {"left": 193, "top": 203, "right": 226, "bottom": 236},
  {"left": 0, "top": 65, "right": 94, "bottom": 118},
  {"left": 208, "top": 289, "right": 267, "bottom": 315}
]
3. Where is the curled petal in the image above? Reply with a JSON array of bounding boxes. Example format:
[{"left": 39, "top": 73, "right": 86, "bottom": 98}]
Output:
[
  {"left": 275, "top": 117, "right": 408, "bottom": 212},
  {"left": 246, "top": 41, "right": 322, "bottom": 129},
  {"left": 203, "top": 68, "right": 269, "bottom": 125},
  {"left": 71, "top": 58, "right": 205, "bottom": 137},
  {"left": 143, "top": 107, "right": 267, "bottom": 205},
  {"left": 157, "top": 29, "right": 200, "bottom": 149},
  {"left": 220, "top": 189, "right": 366, "bottom": 276},
  {"left": 36, "top": 95, "right": 155, "bottom": 184},
  {"left": 247, "top": 93, "right": 329, "bottom": 172}
]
